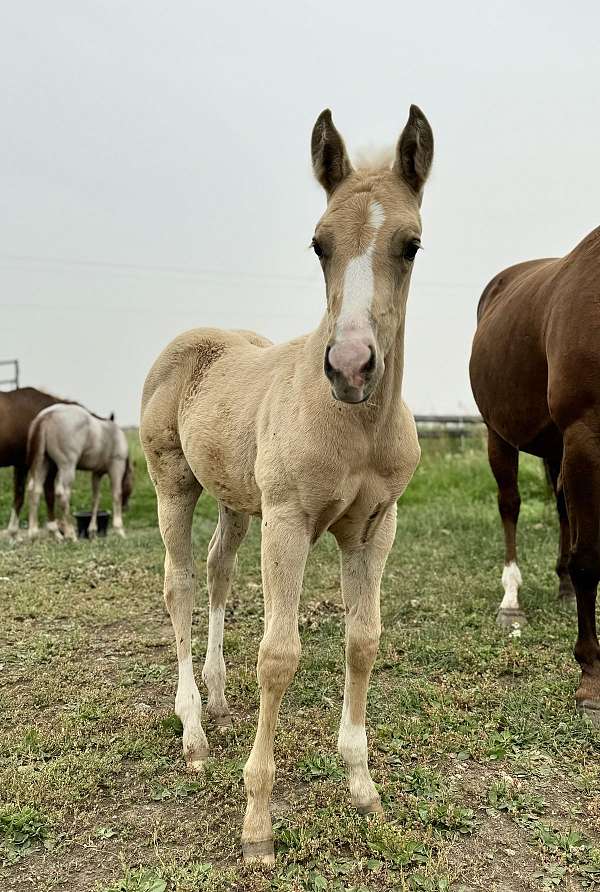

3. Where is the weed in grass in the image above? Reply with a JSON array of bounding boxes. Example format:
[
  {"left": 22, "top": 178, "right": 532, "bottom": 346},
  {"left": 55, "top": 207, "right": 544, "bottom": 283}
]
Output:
[
  {"left": 486, "top": 778, "right": 546, "bottom": 818},
  {"left": 298, "top": 753, "right": 345, "bottom": 782},
  {"left": 0, "top": 805, "right": 53, "bottom": 863},
  {"left": 99, "top": 866, "right": 167, "bottom": 892}
]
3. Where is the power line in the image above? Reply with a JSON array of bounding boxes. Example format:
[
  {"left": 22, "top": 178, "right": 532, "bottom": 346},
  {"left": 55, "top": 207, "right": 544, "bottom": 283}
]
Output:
[{"left": 0, "top": 252, "right": 477, "bottom": 291}]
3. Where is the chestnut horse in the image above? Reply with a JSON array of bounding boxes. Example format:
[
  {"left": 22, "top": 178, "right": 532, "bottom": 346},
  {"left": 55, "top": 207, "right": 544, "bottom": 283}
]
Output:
[
  {"left": 0, "top": 387, "right": 64, "bottom": 535},
  {"left": 141, "top": 106, "right": 433, "bottom": 862},
  {"left": 470, "top": 226, "right": 600, "bottom": 725}
]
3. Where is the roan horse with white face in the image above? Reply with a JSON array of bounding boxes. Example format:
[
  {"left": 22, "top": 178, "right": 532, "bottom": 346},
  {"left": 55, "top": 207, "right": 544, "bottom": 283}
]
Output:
[
  {"left": 27, "top": 404, "right": 133, "bottom": 540},
  {"left": 140, "top": 106, "right": 433, "bottom": 863}
]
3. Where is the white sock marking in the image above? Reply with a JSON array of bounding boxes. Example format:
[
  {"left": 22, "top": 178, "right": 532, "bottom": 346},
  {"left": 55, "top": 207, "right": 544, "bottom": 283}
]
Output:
[{"left": 500, "top": 561, "right": 522, "bottom": 611}]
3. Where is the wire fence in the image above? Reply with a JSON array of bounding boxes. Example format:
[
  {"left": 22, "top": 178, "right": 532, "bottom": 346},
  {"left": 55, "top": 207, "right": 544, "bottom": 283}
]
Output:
[
  {"left": 0, "top": 359, "right": 19, "bottom": 390},
  {"left": 414, "top": 414, "right": 483, "bottom": 438}
]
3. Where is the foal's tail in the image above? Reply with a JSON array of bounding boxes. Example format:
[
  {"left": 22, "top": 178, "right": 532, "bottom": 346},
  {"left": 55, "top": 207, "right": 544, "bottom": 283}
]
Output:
[{"left": 26, "top": 414, "right": 47, "bottom": 472}]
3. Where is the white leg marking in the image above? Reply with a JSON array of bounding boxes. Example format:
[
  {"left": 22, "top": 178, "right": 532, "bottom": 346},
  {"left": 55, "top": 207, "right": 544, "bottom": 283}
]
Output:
[
  {"left": 202, "top": 605, "right": 226, "bottom": 705},
  {"left": 7, "top": 509, "right": 19, "bottom": 535},
  {"left": 499, "top": 561, "right": 522, "bottom": 610},
  {"left": 175, "top": 654, "right": 207, "bottom": 770},
  {"left": 338, "top": 703, "right": 378, "bottom": 808}
]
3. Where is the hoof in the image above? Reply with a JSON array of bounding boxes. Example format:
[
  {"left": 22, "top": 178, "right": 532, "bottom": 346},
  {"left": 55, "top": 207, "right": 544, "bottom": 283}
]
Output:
[
  {"left": 242, "top": 839, "right": 275, "bottom": 865},
  {"left": 356, "top": 796, "right": 384, "bottom": 817},
  {"left": 186, "top": 757, "right": 207, "bottom": 772},
  {"left": 577, "top": 700, "right": 600, "bottom": 728},
  {"left": 558, "top": 577, "right": 576, "bottom": 602},
  {"left": 496, "top": 608, "right": 527, "bottom": 629},
  {"left": 212, "top": 712, "right": 233, "bottom": 732}
]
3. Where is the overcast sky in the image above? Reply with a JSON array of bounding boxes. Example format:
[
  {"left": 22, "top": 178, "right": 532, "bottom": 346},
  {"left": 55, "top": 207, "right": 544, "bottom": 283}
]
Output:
[{"left": 2, "top": 1, "right": 599, "bottom": 423}]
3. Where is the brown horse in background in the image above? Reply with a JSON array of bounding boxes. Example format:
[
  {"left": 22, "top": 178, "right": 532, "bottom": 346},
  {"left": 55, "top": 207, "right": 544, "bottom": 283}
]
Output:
[
  {"left": 470, "top": 226, "right": 600, "bottom": 724},
  {"left": 0, "top": 387, "right": 65, "bottom": 534}
]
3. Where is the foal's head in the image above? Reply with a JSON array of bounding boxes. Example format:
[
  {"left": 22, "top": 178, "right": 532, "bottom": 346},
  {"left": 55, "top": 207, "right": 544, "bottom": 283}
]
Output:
[{"left": 311, "top": 106, "right": 433, "bottom": 403}]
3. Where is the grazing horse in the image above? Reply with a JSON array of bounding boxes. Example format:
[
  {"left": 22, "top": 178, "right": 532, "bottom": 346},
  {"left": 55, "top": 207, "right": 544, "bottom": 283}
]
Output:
[
  {"left": 141, "top": 105, "right": 433, "bottom": 862},
  {"left": 0, "top": 387, "right": 66, "bottom": 535},
  {"left": 27, "top": 404, "right": 133, "bottom": 540},
  {"left": 470, "top": 226, "right": 600, "bottom": 724}
]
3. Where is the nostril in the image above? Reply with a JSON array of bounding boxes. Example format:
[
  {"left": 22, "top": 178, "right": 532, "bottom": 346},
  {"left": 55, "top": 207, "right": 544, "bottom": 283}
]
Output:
[
  {"left": 324, "top": 345, "right": 334, "bottom": 379},
  {"left": 360, "top": 346, "right": 376, "bottom": 376}
]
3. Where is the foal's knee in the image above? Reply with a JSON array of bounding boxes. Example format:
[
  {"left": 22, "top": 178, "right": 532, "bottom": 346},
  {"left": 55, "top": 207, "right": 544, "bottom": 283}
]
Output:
[
  {"left": 257, "top": 636, "right": 301, "bottom": 695},
  {"left": 347, "top": 627, "right": 381, "bottom": 674},
  {"left": 164, "top": 567, "right": 195, "bottom": 613}
]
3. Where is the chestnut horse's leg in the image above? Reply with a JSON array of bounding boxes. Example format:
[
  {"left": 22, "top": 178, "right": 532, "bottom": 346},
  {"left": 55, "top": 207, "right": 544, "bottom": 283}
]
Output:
[
  {"left": 44, "top": 464, "right": 59, "bottom": 537},
  {"left": 8, "top": 464, "right": 27, "bottom": 535},
  {"left": 544, "top": 456, "right": 575, "bottom": 601},
  {"left": 336, "top": 504, "right": 396, "bottom": 817},
  {"left": 562, "top": 421, "right": 600, "bottom": 723},
  {"left": 202, "top": 503, "right": 249, "bottom": 729},
  {"left": 242, "top": 508, "right": 310, "bottom": 864},
  {"left": 487, "top": 428, "right": 526, "bottom": 627}
]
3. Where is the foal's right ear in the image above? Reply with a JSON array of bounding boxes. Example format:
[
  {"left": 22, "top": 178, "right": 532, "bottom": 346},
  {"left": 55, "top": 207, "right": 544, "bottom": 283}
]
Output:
[{"left": 311, "top": 109, "right": 353, "bottom": 198}]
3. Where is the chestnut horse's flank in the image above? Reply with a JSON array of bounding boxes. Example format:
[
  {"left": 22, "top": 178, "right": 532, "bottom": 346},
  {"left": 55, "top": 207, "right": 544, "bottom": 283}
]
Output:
[
  {"left": 470, "top": 226, "right": 600, "bottom": 723},
  {"left": 0, "top": 387, "right": 66, "bottom": 535},
  {"left": 141, "top": 105, "right": 433, "bottom": 862}
]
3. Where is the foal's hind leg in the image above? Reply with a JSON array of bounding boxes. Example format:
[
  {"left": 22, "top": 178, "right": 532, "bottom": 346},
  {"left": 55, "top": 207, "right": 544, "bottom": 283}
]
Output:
[
  {"left": 487, "top": 429, "right": 526, "bottom": 627},
  {"left": 202, "top": 504, "right": 249, "bottom": 728},
  {"left": 151, "top": 452, "right": 208, "bottom": 768},
  {"left": 545, "top": 457, "right": 575, "bottom": 601}
]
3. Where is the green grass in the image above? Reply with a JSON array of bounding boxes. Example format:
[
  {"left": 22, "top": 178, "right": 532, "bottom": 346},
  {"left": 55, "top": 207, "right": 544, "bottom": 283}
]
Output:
[{"left": 0, "top": 435, "right": 599, "bottom": 891}]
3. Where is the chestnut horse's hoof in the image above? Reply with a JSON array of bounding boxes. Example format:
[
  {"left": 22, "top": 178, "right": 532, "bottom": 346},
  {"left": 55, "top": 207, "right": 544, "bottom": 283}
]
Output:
[
  {"left": 242, "top": 839, "right": 275, "bottom": 865},
  {"left": 496, "top": 608, "right": 527, "bottom": 629},
  {"left": 558, "top": 576, "right": 576, "bottom": 603},
  {"left": 577, "top": 700, "right": 600, "bottom": 728}
]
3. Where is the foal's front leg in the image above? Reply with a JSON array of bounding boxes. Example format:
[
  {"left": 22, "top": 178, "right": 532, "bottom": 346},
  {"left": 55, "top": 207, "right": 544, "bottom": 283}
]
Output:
[
  {"left": 242, "top": 507, "right": 310, "bottom": 864},
  {"left": 337, "top": 505, "right": 397, "bottom": 815}
]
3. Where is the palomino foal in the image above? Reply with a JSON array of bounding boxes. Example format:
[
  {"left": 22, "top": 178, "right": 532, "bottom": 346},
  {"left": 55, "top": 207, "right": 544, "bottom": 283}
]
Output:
[
  {"left": 28, "top": 404, "right": 133, "bottom": 540},
  {"left": 140, "top": 106, "right": 433, "bottom": 863}
]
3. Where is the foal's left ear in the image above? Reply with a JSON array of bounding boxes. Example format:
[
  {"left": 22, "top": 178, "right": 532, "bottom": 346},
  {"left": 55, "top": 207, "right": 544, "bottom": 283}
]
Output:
[
  {"left": 311, "top": 109, "right": 353, "bottom": 198},
  {"left": 110, "top": 412, "right": 115, "bottom": 421},
  {"left": 394, "top": 105, "right": 434, "bottom": 199}
]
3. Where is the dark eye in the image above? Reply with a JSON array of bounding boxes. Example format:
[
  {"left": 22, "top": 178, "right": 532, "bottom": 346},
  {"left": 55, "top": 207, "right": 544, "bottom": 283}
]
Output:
[
  {"left": 312, "top": 238, "right": 324, "bottom": 258},
  {"left": 403, "top": 240, "right": 421, "bottom": 262}
]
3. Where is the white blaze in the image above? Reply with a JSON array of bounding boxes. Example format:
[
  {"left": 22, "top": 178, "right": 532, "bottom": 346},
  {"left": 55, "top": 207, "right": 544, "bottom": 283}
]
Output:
[{"left": 338, "top": 201, "right": 385, "bottom": 331}]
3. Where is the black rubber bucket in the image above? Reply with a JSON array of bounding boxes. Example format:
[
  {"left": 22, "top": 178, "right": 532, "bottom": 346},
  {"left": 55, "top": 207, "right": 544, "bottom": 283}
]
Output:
[{"left": 74, "top": 510, "right": 111, "bottom": 539}]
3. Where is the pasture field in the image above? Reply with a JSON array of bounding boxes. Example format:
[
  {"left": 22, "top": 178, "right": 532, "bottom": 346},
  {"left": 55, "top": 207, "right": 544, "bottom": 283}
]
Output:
[{"left": 1, "top": 433, "right": 599, "bottom": 892}]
